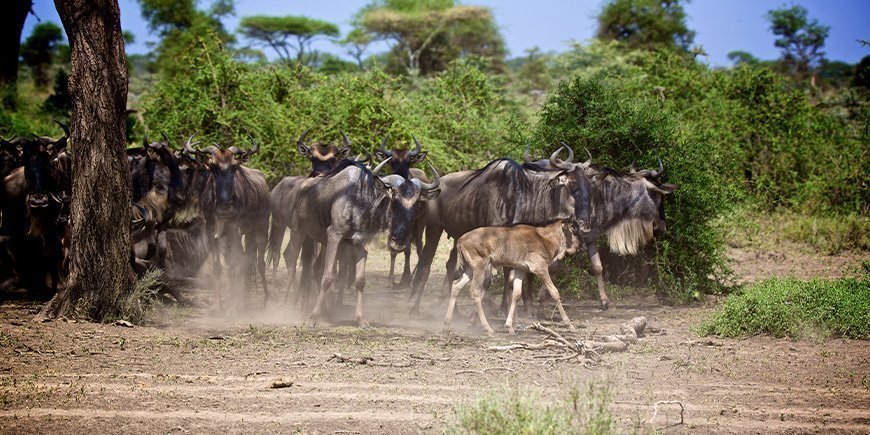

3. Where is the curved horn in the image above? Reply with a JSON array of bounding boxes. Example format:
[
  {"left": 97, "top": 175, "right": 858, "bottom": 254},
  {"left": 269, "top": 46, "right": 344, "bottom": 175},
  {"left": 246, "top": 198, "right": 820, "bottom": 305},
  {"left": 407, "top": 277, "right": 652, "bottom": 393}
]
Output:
[
  {"left": 160, "top": 131, "right": 171, "bottom": 147},
  {"left": 418, "top": 162, "right": 441, "bottom": 191},
  {"left": 184, "top": 135, "right": 197, "bottom": 153},
  {"left": 228, "top": 146, "right": 242, "bottom": 155},
  {"left": 653, "top": 157, "right": 664, "bottom": 177},
  {"left": 410, "top": 135, "right": 422, "bottom": 156},
  {"left": 550, "top": 146, "right": 574, "bottom": 170},
  {"left": 378, "top": 135, "right": 392, "bottom": 158},
  {"left": 523, "top": 144, "right": 532, "bottom": 164},
  {"left": 558, "top": 142, "right": 575, "bottom": 163},
  {"left": 297, "top": 128, "right": 312, "bottom": 147},
  {"left": 247, "top": 134, "right": 259, "bottom": 155},
  {"left": 371, "top": 156, "right": 392, "bottom": 176},
  {"left": 339, "top": 129, "right": 351, "bottom": 148},
  {"left": 582, "top": 147, "right": 593, "bottom": 168},
  {"left": 54, "top": 120, "right": 70, "bottom": 140},
  {"left": 629, "top": 160, "right": 637, "bottom": 173},
  {"left": 354, "top": 149, "right": 371, "bottom": 164},
  {"left": 143, "top": 131, "right": 149, "bottom": 148}
]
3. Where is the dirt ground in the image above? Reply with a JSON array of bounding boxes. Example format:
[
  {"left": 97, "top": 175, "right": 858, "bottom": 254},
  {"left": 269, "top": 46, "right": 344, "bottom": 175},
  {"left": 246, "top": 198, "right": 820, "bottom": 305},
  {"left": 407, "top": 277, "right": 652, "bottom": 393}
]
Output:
[{"left": 1, "top": 241, "right": 868, "bottom": 434}]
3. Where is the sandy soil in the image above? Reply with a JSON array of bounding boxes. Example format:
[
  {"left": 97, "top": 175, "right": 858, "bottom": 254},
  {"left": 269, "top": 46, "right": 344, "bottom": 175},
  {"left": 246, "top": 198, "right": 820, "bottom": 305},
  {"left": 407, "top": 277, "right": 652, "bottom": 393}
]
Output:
[{"left": 0, "top": 241, "right": 868, "bottom": 434}]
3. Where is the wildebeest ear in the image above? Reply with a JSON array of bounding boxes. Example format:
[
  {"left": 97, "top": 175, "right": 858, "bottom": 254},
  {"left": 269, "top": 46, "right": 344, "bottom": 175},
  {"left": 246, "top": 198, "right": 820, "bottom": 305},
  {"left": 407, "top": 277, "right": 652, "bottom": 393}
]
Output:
[
  {"left": 548, "top": 173, "right": 570, "bottom": 188},
  {"left": 373, "top": 176, "right": 390, "bottom": 193},
  {"left": 409, "top": 150, "right": 428, "bottom": 164},
  {"left": 297, "top": 142, "right": 312, "bottom": 159},
  {"left": 649, "top": 182, "right": 678, "bottom": 195},
  {"left": 421, "top": 188, "right": 440, "bottom": 200},
  {"left": 337, "top": 146, "right": 351, "bottom": 160},
  {"left": 374, "top": 148, "right": 390, "bottom": 161}
]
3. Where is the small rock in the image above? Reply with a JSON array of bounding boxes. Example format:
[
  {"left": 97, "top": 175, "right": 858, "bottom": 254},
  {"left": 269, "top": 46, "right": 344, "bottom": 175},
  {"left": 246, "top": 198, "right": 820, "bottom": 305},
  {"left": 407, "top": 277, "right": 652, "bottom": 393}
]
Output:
[
  {"left": 114, "top": 320, "right": 134, "bottom": 328},
  {"left": 270, "top": 379, "right": 294, "bottom": 389}
]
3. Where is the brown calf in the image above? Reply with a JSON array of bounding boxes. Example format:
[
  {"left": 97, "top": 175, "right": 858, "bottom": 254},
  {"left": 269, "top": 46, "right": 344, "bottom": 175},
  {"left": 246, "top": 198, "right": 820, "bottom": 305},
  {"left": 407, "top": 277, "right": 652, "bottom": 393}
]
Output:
[{"left": 445, "top": 219, "right": 583, "bottom": 335}]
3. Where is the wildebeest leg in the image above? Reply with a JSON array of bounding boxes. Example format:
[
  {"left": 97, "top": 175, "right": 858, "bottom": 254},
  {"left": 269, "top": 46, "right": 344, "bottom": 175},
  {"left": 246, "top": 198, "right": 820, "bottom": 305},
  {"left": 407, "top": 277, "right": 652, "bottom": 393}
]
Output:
[
  {"left": 283, "top": 234, "right": 304, "bottom": 302},
  {"left": 409, "top": 224, "right": 443, "bottom": 314},
  {"left": 351, "top": 245, "right": 369, "bottom": 328},
  {"left": 252, "top": 229, "right": 269, "bottom": 305},
  {"left": 533, "top": 261, "right": 575, "bottom": 331},
  {"left": 395, "top": 244, "right": 412, "bottom": 289},
  {"left": 398, "top": 222, "right": 422, "bottom": 289},
  {"left": 468, "top": 268, "right": 495, "bottom": 335},
  {"left": 307, "top": 235, "right": 340, "bottom": 327},
  {"left": 439, "top": 243, "right": 458, "bottom": 300},
  {"left": 504, "top": 269, "right": 527, "bottom": 335},
  {"left": 587, "top": 243, "right": 611, "bottom": 310},
  {"left": 296, "top": 237, "right": 317, "bottom": 307},
  {"left": 388, "top": 250, "right": 397, "bottom": 287},
  {"left": 498, "top": 267, "right": 512, "bottom": 315},
  {"left": 444, "top": 269, "right": 470, "bottom": 330}
]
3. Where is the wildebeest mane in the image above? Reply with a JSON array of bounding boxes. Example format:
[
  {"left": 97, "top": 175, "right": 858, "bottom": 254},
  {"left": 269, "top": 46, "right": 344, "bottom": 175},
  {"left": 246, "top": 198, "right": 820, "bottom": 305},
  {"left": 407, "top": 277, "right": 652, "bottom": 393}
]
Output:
[{"left": 459, "top": 158, "right": 536, "bottom": 191}]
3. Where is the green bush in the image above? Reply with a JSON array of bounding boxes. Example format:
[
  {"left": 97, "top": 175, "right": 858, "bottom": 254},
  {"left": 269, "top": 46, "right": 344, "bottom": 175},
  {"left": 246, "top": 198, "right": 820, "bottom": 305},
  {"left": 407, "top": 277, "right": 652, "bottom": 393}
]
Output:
[
  {"left": 699, "top": 275, "right": 870, "bottom": 339},
  {"left": 449, "top": 383, "right": 613, "bottom": 435}
]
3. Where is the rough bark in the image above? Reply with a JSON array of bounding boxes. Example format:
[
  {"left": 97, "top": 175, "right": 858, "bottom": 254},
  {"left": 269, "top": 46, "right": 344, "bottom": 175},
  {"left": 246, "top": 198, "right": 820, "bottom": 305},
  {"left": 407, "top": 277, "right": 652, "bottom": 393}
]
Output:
[
  {"left": 0, "top": 0, "right": 31, "bottom": 91},
  {"left": 37, "top": 0, "right": 132, "bottom": 321}
]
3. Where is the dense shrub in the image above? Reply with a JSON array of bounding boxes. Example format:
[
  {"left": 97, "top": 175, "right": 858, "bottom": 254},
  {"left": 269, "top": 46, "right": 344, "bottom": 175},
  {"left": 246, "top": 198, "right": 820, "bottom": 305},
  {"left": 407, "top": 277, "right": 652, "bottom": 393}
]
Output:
[{"left": 699, "top": 275, "right": 870, "bottom": 339}]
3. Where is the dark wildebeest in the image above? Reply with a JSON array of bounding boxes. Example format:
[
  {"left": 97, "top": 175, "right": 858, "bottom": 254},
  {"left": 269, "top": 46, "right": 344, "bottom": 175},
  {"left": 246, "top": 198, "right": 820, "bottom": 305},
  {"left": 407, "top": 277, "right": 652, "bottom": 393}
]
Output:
[
  {"left": 0, "top": 137, "right": 23, "bottom": 181},
  {"left": 446, "top": 218, "right": 585, "bottom": 335},
  {"left": 527, "top": 145, "right": 678, "bottom": 309},
  {"left": 287, "top": 156, "right": 441, "bottom": 327},
  {"left": 374, "top": 135, "right": 429, "bottom": 289},
  {"left": 408, "top": 151, "right": 591, "bottom": 314},
  {"left": 200, "top": 136, "right": 270, "bottom": 308}
]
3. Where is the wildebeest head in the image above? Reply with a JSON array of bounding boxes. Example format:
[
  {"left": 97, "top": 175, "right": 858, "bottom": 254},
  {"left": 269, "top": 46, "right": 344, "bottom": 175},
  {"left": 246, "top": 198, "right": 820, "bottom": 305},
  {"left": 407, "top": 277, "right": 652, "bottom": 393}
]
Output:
[
  {"left": 374, "top": 159, "right": 440, "bottom": 252},
  {"left": 374, "top": 135, "right": 427, "bottom": 179},
  {"left": 0, "top": 136, "right": 24, "bottom": 177},
  {"left": 296, "top": 129, "right": 351, "bottom": 177},
  {"left": 203, "top": 135, "right": 259, "bottom": 219},
  {"left": 22, "top": 121, "right": 68, "bottom": 211},
  {"left": 146, "top": 132, "right": 186, "bottom": 207},
  {"left": 551, "top": 146, "right": 678, "bottom": 255}
]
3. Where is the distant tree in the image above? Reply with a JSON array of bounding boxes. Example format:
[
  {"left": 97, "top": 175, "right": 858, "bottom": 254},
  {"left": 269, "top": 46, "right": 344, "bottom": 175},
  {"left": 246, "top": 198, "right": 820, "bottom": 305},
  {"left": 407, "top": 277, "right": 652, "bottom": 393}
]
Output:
[
  {"left": 854, "top": 55, "right": 870, "bottom": 89},
  {"left": 239, "top": 15, "right": 339, "bottom": 65},
  {"left": 818, "top": 60, "right": 854, "bottom": 89},
  {"left": 0, "top": 0, "right": 32, "bottom": 92},
  {"left": 139, "top": 0, "right": 198, "bottom": 34},
  {"left": 38, "top": 0, "right": 133, "bottom": 321},
  {"left": 515, "top": 47, "right": 552, "bottom": 93},
  {"left": 20, "top": 22, "right": 65, "bottom": 88},
  {"left": 342, "top": 28, "right": 373, "bottom": 69},
  {"left": 316, "top": 52, "right": 360, "bottom": 74},
  {"left": 596, "top": 0, "right": 695, "bottom": 51},
  {"left": 727, "top": 50, "right": 759, "bottom": 66},
  {"left": 766, "top": 5, "right": 829, "bottom": 79}
]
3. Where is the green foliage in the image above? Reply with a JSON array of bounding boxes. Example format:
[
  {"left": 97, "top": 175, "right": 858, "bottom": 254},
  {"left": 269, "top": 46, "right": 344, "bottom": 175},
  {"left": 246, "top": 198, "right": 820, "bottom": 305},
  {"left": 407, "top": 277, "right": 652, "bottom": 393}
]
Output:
[
  {"left": 536, "top": 75, "right": 733, "bottom": 298},
  {"left": 727, "top": 50, "right": 759, "bottom": 66},
  {"left": 239, "top": 15, "right": 339, "bottom": 65},
  {"left": 42, "top": 69, "right": 71, "bottom": 117},
  {"left": 449, "top": 383, "right": 613, "bottom": 435},
  {"left": 699, "top": 276, "right": 870, "bottom": 339},
  {"left": 138, "top": 0, "right": 198, "bottom": 34},
  {"left": 596, "top": 0, "right": 695, "bottom": 51},
  {"left": 108, "top": 269, "right": 164, "bottom": 324},
  {"left": 20, "top": 22, "right": 65, "bottom": 88},
  {"left": 766, "top": 5, "right": 829, "bottom": 76}
]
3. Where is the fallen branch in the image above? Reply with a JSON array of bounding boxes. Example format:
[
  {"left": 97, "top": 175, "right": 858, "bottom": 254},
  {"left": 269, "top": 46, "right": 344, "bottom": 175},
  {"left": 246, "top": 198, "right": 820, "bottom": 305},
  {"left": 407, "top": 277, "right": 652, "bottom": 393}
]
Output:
[
  {"left": 270, "top": 379, "right": 294, "bottom": 389},
  {"left": 328, "top": 353, "right": 374, "bottom": 365}
]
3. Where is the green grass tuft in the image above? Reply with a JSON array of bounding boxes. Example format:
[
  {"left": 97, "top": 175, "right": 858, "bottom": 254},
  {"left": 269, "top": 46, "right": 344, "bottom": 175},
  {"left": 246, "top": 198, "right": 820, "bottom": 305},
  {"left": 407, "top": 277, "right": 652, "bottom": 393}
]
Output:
[
  {"left": 699, "top": 275, "right": 870, "bottom": 339},
  {"left": 448, "top": 382, "right": 614, "bottom": 434}
]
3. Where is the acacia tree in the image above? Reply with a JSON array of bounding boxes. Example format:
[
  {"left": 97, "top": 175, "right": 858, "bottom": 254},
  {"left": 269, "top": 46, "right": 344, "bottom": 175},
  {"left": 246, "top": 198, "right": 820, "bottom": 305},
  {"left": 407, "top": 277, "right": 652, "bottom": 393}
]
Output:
[
  {"left": 38, "top": 0, "right": 133, "bottom": 321},
  {"left": 596, "top": 0, "right": 695, "bottom": 51},
  {"left": 766, "top": 5, "right": 829, "bottom": 80},
  {"left": 358, "top": 0, "right": 503, "bottom": 77},
  {"left": 239, "top": 15, "right": 339, "bottom": 65},
  {"left": 342, "top": 28, "right": 373, "bottom": 68}
]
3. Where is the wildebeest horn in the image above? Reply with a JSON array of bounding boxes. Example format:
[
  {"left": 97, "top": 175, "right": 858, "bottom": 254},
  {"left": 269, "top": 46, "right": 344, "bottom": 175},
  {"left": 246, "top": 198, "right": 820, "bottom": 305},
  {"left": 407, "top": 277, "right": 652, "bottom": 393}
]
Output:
[
  {"left": 297, "top": 128, "right": 312, "bottom": 147},
  {"left": 354, "top": 149, "right": 372, "bottom": 164},
  {"left": 418, "top": 162, "right": 441, "bottom": 191},
  {"left": 339, "top": 129, "right": 351, "bottom": 148},
  {"left": 371, "top": 156, "right": 392, "bottom": 176},
  {"left": 550, "top": 146, "right": 574, "bottom": 170},
  {"left": 653, "top": 157, "right": 664, "bottom": 177},
  {"left": 228, "top": 146, "right": 242, "bottom": 155},
  {"left": 247, "top": 134, "right": 259, "bottom": 155},
  {"left": 581, "top": 147, "right": 593, "bottom": 168},
  {"left": 54, "top": 120, "right": 70, "bottom": 140},
  {"left": 559, "top": 142, "right": 575, "bottom": 163},
  {"left": 410, "top": 135, "right": 422, "bottom": 156},
  {"left": 184, "top": 135, "right": 197, "bottom": 153},
  {"left": 523, "top": 144, "right": 532, "bottom": 164},
  {"left": 629, "top": 160, "right": 637, "bottom": 173},
  {"left": 143, "top": 131, "right": 149, "bottom": 147},
  {"left": 379, "top": 135, "right": 392, "bottom": 158},
  {"left": 160, "top": 131, "right": 171, "bottom": 147}
]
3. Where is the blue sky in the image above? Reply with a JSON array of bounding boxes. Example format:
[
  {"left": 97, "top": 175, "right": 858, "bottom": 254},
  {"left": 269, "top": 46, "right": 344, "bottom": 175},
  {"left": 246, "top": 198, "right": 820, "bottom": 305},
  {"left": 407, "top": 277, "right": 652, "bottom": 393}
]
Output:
[{"left": 24, "top": 0, "right": 870, "bottom": 67}]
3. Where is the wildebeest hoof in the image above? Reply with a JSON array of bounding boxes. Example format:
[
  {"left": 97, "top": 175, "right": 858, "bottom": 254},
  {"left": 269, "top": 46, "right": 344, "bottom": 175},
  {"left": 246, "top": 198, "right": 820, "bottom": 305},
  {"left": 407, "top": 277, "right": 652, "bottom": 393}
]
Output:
[{"left": 600, "top": 301, "right": 610, "bottom": 311}]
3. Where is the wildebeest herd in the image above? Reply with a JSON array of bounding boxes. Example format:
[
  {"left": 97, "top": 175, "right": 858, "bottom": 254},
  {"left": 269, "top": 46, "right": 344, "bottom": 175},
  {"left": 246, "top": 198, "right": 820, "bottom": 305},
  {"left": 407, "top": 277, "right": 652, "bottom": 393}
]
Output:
[{"left": 0, "top": 125, "right": 677, "bottom": 333}]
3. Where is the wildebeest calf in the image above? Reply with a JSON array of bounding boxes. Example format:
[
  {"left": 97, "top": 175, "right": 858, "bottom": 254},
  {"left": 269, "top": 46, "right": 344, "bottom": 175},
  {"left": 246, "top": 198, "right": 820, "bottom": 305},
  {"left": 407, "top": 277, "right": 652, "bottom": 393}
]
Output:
[{"left": 445, "top": 219, "right": 584, "bottom": 335}]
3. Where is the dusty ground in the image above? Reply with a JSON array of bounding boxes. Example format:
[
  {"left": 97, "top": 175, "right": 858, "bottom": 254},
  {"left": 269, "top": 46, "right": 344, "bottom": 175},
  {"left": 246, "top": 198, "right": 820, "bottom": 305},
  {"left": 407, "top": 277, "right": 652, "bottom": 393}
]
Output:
[{"left": 0, "top": 241, "right": 868, "bottom": 434}]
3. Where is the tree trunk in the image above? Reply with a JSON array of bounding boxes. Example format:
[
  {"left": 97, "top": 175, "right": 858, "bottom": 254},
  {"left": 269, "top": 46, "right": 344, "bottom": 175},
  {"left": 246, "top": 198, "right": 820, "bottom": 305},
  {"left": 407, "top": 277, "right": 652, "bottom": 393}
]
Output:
[
  {"left": 0, "top": 0, "right": 31, "bottom": 98},
  {"left": 37, "top": 0, "right": 132, "bottom": 321}
]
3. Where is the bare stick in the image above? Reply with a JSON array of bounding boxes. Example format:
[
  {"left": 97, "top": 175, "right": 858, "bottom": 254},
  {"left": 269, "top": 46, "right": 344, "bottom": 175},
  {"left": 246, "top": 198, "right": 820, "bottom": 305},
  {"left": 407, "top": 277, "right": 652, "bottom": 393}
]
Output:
[{"left": 650, "top": 400, "right": 685, "bottom": 426}]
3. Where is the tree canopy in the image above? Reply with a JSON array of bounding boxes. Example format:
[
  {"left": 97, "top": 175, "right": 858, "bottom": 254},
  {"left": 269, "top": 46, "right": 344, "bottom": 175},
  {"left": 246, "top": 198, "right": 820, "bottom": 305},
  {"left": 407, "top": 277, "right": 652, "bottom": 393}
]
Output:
[
  {"left": 596, "top": 0, "right": 695, "bottom": 51},
  {"left": 20, "top": 22, "right": 65, "bottom": 88},
  {"left": 239, "top": 15, "right": 339, "bottom": 65},
  {"left": 766, "top": 5, "right": 829, "bottom": 78}
]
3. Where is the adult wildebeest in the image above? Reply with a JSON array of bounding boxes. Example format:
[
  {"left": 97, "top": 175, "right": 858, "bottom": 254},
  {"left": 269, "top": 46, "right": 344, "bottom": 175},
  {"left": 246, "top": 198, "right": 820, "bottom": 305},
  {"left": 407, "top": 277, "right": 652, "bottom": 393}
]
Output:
[
  {"left": 200, "top": 136, "right": 270, "bottom": 308},
  {"left": 408, "top": 151, "right": 591, "bottom": 314},
  {"left": 527, "top": 145, "right": 678, "bottom": 309},
  {"left": 0, "top": 137, "right": 23, "bottom": 180},
  {"left": 446, "top": 218, "right": 584, "bottom": 335},
  {"left": 287, "top": 155, "right": 441, "bottom": 327},
  {"left": 374, "top": 135, "right": 429, "bottom": 289}
]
